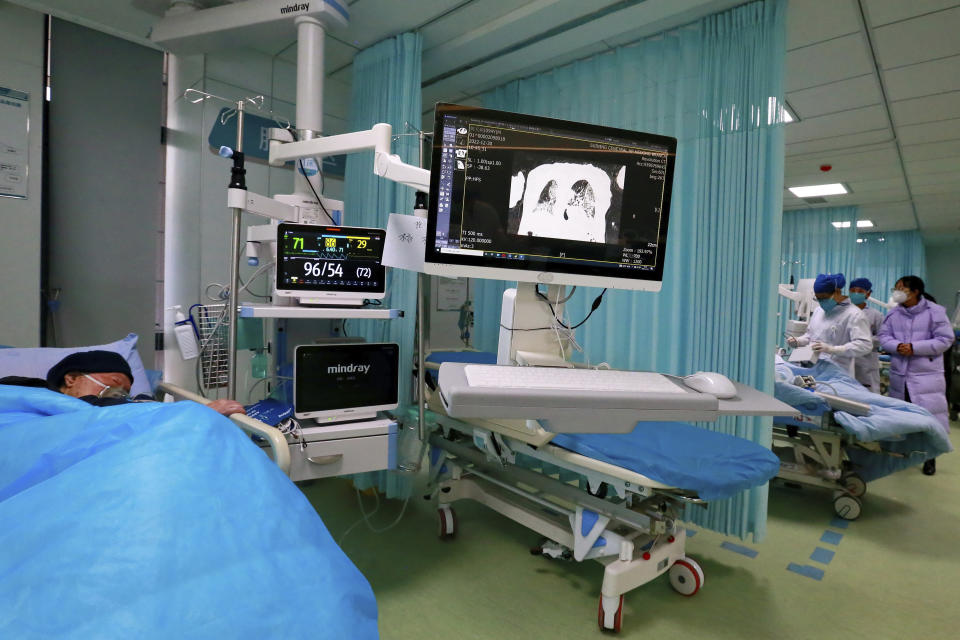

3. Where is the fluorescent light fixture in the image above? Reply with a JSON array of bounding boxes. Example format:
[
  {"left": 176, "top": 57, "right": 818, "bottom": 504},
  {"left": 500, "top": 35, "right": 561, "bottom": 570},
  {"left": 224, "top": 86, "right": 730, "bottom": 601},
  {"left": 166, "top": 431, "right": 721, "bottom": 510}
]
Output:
[
  {"left": 835, "top": 220, "right": 874, "bottom": 230},
  {"left": 857, "top": 238, "right": 865, "bottom": 243},
  {"left": 788, "top": 183, "right": 849, "bottom": 198}
]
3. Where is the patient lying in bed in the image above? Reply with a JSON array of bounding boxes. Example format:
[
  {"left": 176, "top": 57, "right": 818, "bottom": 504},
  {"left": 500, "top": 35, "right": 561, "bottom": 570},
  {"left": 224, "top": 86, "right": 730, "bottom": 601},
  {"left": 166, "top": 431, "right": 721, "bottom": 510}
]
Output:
[{"left": 1, "top": 350, "right": 245, "bottom": 416}]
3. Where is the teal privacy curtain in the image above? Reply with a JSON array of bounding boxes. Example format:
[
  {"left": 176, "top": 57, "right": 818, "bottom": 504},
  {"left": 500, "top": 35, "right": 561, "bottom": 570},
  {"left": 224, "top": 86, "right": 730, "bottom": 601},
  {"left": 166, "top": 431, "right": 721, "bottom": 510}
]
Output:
[
  {"left": 780, "top": 206, "right": 859, "bottom": 285},
  {"left": 343, "top": 32, "right": 422, "bottom": 498},
  {"left": 779, "top": 206, "right": 859, "bottom": 334},
  {"left": 856, "top": 231, "right": 927, "bottom": 303},
  {"left": 474, "top": 0, "right": 787, "bottom": 541},
  {"left": 778, "top": 209, "right": 927, "bottom": 327}
]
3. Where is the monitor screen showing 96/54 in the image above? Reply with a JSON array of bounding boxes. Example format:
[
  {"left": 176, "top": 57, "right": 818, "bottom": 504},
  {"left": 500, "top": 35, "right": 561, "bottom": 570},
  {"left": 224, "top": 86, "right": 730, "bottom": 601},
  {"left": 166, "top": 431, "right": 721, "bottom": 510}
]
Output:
[{"left": 277, "top": 223, "right": 385, "bottom": 294}]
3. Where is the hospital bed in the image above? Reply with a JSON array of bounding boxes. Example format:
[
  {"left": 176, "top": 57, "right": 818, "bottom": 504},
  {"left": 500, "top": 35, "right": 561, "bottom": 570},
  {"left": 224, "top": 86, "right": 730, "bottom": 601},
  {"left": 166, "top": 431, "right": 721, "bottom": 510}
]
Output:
[
  {"left": 0, "top": 337, "right": 378, "bottom": 639},
  {"left": 422, "top": 351, "right": 781, "bottom": 633},
  {"left": 772, "top": 356, "right": 953, "bottom": 520}
]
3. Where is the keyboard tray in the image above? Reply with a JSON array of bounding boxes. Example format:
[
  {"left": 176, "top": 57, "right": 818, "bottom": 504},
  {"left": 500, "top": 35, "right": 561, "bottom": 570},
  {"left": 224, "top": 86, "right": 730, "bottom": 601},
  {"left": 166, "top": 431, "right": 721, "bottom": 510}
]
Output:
[{"left": 437, "top": 362, "right": 718, "bottom": 433}]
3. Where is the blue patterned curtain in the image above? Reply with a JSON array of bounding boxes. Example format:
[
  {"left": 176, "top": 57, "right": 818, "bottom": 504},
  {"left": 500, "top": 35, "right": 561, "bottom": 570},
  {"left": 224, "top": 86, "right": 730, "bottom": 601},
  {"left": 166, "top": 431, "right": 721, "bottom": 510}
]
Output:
[
  {"left": 343, "top": 32, "right": 421, "bottom": 498},
  {"left": 474, "top": 0, "right": 787, "bottom": 541}
]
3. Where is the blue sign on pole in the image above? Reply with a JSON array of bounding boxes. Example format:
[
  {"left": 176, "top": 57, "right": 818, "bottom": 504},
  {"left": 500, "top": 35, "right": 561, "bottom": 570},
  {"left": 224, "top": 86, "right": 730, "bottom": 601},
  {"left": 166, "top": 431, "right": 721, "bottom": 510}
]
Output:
[{"left": 208, "top": 108, "right": 346, "bottom": 178}]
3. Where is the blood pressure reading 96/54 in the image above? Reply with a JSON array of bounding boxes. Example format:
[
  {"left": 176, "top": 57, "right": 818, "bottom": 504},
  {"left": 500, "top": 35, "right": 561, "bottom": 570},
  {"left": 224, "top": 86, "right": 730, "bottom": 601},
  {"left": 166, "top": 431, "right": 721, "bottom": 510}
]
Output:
[
  {"left": 278, "top": 224, "right": 385, "bottom": 293},
  {"left": 299, "top": 261, "right": 374, "bottom": 280}
]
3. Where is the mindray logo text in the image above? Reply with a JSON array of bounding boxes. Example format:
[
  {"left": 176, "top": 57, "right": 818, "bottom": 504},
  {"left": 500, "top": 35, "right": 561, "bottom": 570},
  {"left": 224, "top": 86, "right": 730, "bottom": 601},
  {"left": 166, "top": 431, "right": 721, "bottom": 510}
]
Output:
[
  {"left": 327, "top": 363, "right": 371, "bottom": 374},
  {"left": 280, "top": 3, "right": 309, "bottom": 15}
]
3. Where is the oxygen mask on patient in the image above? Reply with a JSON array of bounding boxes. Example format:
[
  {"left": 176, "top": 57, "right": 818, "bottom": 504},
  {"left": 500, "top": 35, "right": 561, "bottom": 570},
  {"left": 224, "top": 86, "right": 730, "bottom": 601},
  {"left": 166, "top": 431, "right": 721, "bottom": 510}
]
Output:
[{"left": 83, "top": 374, "right": 130, "bottom": 400}]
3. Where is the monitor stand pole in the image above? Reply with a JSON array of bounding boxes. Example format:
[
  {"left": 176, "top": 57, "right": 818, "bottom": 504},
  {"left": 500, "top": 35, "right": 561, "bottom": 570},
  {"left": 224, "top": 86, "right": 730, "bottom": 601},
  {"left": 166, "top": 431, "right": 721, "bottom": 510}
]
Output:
[{"left": 497, "top": 282, "right": 571, "bottom": 367}]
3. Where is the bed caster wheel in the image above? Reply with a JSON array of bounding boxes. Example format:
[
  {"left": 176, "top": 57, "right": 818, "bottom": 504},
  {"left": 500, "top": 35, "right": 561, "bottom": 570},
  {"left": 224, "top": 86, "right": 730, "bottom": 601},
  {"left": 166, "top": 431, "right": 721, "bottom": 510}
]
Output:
[
  {"left": 669, "top": 557, "right": 704, "bottom": 596},
  {"left": 833, "top": 493, "right": 862, "bottom": 520},
  {"left": 842, "top": 473, "right": 866, "bottom": 498},
  {"left": 597, "top": 594, "right": 623, "bottom": 632},
  {"left": 437, "top": 505, "right": 456, "bottom": 539}
]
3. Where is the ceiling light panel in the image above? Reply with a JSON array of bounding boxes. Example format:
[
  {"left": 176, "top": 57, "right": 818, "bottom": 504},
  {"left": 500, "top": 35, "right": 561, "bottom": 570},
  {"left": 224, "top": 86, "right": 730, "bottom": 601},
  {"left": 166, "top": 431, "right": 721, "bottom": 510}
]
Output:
[{"left": 788, "top": 183, "right": 849, "bottom": 197}]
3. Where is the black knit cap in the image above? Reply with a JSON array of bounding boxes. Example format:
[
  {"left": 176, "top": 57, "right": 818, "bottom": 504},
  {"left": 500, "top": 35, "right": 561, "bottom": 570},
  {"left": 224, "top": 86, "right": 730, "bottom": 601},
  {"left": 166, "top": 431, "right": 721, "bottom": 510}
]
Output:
[{"left": 46, "top": 350, "right": 134, "bottom": 389}]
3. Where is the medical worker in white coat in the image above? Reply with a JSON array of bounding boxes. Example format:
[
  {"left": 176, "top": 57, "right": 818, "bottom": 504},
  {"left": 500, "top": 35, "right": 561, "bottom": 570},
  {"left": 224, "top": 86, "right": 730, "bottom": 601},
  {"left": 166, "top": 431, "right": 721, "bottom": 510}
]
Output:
[
  {"left": 787, "top": 273, "right": 873, "bottom": 376},
  {"left": 848, "top": 277, "right": 884, "bottom": 391}
]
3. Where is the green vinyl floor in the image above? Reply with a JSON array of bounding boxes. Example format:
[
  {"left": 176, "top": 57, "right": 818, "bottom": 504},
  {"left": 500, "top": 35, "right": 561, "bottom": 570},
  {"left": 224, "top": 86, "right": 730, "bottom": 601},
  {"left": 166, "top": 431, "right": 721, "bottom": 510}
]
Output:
[{"left": 300, "top": 421, "right": 959, "bottom": 640}]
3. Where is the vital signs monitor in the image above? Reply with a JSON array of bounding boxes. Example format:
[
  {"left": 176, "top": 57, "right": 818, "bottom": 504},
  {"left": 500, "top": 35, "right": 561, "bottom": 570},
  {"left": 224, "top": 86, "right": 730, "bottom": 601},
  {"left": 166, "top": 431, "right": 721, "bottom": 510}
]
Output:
[{"left": 276, "top": 223, "right": 386, "bottom": 305}]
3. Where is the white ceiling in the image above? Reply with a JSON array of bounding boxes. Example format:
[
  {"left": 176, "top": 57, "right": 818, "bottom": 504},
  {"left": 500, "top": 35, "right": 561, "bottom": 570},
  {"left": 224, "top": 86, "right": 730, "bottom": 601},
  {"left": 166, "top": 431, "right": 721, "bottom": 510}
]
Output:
[
  {"left": 9, "top": 0, "right": 960, "bottom": 241},
  {"left": 782, "top": 0, "right": 960, "bottom": 242}
]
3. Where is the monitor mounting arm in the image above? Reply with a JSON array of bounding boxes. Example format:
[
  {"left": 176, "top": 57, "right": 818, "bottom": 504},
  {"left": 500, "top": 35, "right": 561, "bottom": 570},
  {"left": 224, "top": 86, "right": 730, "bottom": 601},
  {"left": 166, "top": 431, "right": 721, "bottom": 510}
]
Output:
[{"left": 267, "top": 122, "right": 431, "bottom": 192}]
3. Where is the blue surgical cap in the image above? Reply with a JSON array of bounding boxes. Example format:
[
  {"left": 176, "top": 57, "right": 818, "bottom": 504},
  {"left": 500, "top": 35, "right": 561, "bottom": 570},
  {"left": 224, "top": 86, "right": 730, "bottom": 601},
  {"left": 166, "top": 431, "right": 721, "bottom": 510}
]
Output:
[
  {"left": 850, "top": 277, "right": 872, "bottom": 291},
  {"left": 814, "top": 273, "right": 846, "bottom": 294}
]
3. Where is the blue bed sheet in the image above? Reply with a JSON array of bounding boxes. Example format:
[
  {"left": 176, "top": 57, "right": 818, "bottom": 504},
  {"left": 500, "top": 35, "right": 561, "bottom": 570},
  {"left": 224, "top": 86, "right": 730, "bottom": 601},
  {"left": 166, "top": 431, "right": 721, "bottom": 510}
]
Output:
[
  {"left": 549, "top": 422, "right": 780, "bottom": 502},
  {"left": 774, "top": 358, "right": 953, "bottom": 481},
  {"left": 0, "top": 386, "right": 378, "bottom": 639}
]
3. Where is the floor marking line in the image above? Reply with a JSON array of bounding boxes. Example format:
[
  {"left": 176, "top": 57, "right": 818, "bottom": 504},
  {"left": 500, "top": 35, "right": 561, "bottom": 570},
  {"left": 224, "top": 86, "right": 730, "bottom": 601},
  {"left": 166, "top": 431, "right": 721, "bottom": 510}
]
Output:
[
  {"left": 787, "top": 563, "right": 824, "bottom": 580},
  {"left": 820, "top": 530, "right": 843, "bottom": 545},
  {"left": 720, "top": 541, "right": 758, "bottom": 558},
  {"left": 810, "top": 547, "right": 835, "bottom": 564}
]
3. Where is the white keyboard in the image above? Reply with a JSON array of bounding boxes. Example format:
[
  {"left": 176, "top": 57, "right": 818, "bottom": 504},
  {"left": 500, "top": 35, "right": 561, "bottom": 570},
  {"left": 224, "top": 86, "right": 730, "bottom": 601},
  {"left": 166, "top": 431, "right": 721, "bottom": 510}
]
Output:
[{"left": 462, "top": 365, "right": 686, "bottom": 394}]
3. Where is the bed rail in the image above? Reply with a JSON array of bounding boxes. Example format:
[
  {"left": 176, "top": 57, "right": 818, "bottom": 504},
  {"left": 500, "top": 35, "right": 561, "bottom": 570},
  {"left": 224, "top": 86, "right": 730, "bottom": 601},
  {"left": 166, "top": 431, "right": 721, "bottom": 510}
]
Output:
[{"left": 155, "top": 382, "right": 291, "bottom": 475}]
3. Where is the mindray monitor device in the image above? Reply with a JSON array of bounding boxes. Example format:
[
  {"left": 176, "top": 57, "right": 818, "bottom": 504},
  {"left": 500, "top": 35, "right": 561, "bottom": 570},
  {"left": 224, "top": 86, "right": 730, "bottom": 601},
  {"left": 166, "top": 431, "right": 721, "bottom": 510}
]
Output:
[
  {"left": 276, "top": 223, "right": 386, "bottom": 305},
  {"left": 425, "top": 103, "right": 677, "bottom": 292},
  {"left": 294, "top": 343, "right": 400, "bottom": 423}
]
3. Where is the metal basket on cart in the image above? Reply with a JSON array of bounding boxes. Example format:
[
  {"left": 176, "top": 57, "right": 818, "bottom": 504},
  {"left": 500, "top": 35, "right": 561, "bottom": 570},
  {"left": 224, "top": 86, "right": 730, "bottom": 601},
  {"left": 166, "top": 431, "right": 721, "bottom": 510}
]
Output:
[{"left": 193, "top": 303, "right": 230, "bottom": 390}]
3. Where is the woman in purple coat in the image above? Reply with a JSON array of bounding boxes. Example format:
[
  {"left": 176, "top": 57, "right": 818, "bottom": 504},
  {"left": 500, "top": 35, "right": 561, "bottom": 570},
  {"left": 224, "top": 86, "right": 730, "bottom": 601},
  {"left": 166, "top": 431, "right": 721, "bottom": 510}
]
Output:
[{"left": 878, "top": 275, "right": 955, "bottom": 475}]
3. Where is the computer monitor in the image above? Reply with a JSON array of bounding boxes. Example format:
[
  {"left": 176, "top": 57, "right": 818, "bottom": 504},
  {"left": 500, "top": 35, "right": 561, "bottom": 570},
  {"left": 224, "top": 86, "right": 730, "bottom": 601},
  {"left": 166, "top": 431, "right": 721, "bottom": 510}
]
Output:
[
  {"left": 294, "top": 343, "right": 400, "bottom": 423},
  {"left": 425, "top": 103, "right": 677, "bottom": 292},
  {"left": 276, "top": 223, "right": 386, "bottom": 305}
]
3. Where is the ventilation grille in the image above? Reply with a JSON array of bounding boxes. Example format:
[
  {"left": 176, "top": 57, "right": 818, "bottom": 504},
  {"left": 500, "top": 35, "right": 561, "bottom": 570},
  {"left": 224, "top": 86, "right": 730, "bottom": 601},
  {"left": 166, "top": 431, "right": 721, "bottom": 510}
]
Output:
[{"left": 804, "top": 197, "right": 828, "bottom": 204}]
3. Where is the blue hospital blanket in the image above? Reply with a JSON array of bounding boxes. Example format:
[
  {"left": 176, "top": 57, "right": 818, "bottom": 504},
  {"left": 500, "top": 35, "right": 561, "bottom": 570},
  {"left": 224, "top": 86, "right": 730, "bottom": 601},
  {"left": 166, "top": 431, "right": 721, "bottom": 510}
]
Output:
[
  {"left": 774, "top": 359, "right": 953, "bottom": 481},
  {"left": 550, "top": 422, "right": 780, "bottom": 502},
  {"left": 0, "top": 386, "right": 378, "bottom": 639}
]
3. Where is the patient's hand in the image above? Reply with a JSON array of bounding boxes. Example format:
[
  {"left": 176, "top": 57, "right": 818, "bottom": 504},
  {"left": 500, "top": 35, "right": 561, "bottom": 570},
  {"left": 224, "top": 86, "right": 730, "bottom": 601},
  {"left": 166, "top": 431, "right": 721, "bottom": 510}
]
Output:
[{"left": 207, "top": 399, "right": 246, "bottom": 416}]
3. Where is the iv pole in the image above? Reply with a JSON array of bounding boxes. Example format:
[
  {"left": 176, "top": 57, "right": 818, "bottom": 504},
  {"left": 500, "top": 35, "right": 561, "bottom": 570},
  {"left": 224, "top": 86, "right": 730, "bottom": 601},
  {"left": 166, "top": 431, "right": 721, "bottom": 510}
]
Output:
[
  {"left": 181, "top": 13, "right": 429, "bottom": 400},
  {"left": 416, "top": 129, "right": 427, "bottom": 442},
  {"left": 226, "top": 99, "right": 245, "bottom": 399}
]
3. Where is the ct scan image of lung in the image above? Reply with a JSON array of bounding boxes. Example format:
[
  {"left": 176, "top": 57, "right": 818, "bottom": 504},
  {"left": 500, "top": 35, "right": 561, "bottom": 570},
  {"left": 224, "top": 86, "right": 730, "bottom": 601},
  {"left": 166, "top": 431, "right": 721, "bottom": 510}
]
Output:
[{"left": 509, "top": 160, "right": 625, "bottom": 243}]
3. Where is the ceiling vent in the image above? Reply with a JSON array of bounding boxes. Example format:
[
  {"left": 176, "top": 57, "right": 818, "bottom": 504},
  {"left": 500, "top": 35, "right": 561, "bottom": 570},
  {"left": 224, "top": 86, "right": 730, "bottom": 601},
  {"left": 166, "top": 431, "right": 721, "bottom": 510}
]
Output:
[{"left": 804, "top": 197, "right": 828, "bottom": 204}]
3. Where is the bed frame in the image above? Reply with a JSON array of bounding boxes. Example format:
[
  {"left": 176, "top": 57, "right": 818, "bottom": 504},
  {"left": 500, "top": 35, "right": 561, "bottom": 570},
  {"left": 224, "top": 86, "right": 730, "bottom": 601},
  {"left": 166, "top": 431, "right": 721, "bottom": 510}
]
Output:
[
  {"left": 156, "top": 382, "right": 290, "bottom": 474},
  {"left": 425, "top": 411, "right": 705, "bottom": 634}
]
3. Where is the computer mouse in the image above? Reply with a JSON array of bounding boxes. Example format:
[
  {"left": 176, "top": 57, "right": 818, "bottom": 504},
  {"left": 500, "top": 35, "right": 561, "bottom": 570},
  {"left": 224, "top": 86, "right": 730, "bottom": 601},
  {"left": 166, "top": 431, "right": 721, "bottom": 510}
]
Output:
[{"left": 683, "top": 371, "right": 738, "bottom": 399}]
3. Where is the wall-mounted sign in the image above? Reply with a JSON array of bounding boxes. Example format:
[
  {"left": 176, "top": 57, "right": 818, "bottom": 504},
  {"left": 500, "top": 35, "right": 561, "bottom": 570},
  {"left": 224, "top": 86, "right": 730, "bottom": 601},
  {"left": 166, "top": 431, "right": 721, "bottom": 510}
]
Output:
[
  {"left": 208, "top": 108, "right": 345, "bottom": 178},
  {"left": 0, "top": 86, "right": 29, "bottom": 199}
]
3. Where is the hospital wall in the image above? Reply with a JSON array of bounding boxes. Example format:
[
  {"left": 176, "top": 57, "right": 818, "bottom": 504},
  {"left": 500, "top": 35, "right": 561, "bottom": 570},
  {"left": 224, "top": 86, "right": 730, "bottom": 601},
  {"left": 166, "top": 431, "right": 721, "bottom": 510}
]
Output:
[
  {"left": 163, "top": 46, "right": 346, "bottom": 399},
  {"left": 0, "top": 4, "right": 44, "bottom": 347},
  {"left": 925, "top": 240, "right": 960, "bottom": 316}
]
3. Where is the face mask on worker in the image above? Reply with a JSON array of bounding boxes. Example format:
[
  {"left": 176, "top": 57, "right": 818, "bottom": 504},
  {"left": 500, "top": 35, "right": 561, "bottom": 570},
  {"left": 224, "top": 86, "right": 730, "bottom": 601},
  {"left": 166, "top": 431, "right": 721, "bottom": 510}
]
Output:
[
  {"left": 849, "top": 292, "right": 867, "bottom": 305},
  {"left": 818, "top": 298, "right": 838, "bottom": 313}
]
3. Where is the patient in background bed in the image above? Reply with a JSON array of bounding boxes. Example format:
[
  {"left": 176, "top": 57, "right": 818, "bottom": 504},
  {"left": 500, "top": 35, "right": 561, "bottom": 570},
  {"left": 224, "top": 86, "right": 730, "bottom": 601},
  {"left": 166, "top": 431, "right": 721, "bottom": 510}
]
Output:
[{"left": 2, "top": 350, "right": 245, "bottom": 417}]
